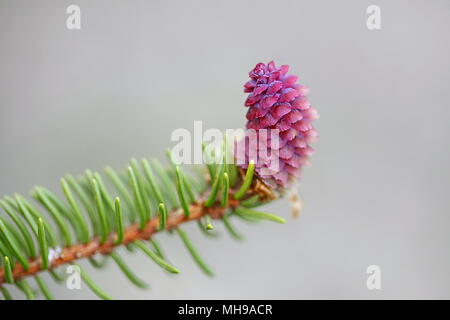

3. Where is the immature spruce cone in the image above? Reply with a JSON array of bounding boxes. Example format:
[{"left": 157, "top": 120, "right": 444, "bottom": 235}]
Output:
[{"left": 237, "top": 61, "right": 318, "bottom": 189}]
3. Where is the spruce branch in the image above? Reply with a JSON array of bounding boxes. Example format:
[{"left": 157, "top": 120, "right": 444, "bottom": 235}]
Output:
[
  {"left": 0, "top": 153, "right": 283, "bottom": 300},
  {"left": 0, "top": 60, "right": 318, "bottom": 300},
  {"left": 0, "top": 195, "right": 240, "bottom": 285}
]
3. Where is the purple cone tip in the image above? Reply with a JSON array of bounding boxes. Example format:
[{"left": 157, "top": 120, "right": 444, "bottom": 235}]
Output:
[{"left": 237, "top": 61, "right": 318, "bottom": 189}]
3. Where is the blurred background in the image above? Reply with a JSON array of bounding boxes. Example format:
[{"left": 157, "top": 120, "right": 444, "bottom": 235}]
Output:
[{"left": 1, "top": 0, "right": 449, "bottom": 299}]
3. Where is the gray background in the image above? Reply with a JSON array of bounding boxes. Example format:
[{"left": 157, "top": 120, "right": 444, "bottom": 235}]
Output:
[{"left": 1, "top": 0, "right": 449, "bottom": 299}]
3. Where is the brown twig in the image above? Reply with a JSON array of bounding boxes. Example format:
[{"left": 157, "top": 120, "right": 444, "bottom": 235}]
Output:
[{"left": 0, "top": 199, "right": 240, "bottom": 285}]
